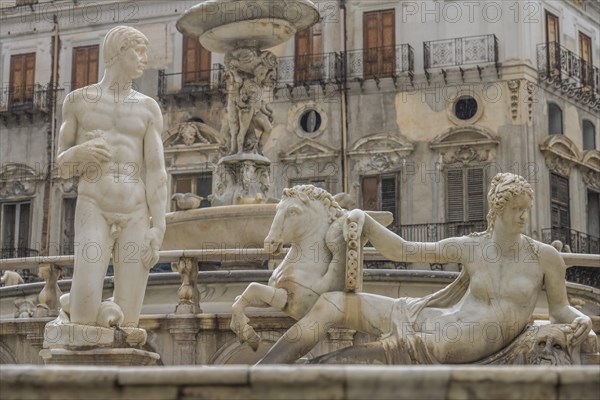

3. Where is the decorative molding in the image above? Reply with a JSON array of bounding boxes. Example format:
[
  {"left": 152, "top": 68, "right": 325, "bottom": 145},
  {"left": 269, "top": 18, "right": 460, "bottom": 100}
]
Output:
[
  {"left": 430, "top": 126, "right": 499, "bottom": 166},
  {"left": 349, "top": 133, "right": 414, "bottom": 174},
  {"left": 163, "top": 121, "right": 224, "bottom": 150},
  {"left": 507, "top": 80, "right": 520, "bottom": 121},
  {"left": 0, "top": 163, "right": 40, "bottom": 198},
  {"left": 525, "top": 81, "right": 535, "bottom": 122},
  {"left": 279, "top": 138, "right": 338, "bottom": 162},
  {"left": 580, "top": 150, "right": 600, "bottom": 190},
  {"left": 539, "top": 135, "right": 581, "bottom": 177}
]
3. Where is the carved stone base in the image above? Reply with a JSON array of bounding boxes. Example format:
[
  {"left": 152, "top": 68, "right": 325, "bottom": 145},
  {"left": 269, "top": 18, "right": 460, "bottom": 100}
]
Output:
[
  {"left": 43, "top": 321, "right": 147, "bottom": 349},
  {"left": 39, "top": 348, "right": 160, "bottom": 366},
  {"left": 211, "top": 153, "right": 271, "bottom": 206}
]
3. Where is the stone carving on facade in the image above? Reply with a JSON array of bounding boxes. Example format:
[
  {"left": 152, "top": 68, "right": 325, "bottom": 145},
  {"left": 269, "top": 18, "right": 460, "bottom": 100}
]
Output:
[
  {"left": 229, "top": 185, "right": 392, "bottom": 350},
  {"left": 42, "top": 26, "right": 166, "bottom": 364},
  {"left": 526, "top": 81, "right": 535, "bottom": 122},
  {"left": 59, "top": 176, "right": 79, "bottom": 194},
  {"left": 349, "top": 133, "right": 414, "bottom": 174},
  {"left": 580, "top": 150, "right": 600, "bottom": 190},
  {"left": 254, "top": 173, "right": 594, "bottom": 365},
  {"left": 163, "top": 121, "right": 224, "bottom": 149},
  {"left": 540, "top": 135, "right": 581, "bottom": 177},
  {"left": 507, "top": 79, "right": 520, "bottom": 121},
  {"left": 279, "top": 139, "right": 339, "bottom": 163},
  {"left": 430, "top": 126, "right": 499, "bottom": 166},
  {"left": 0, "top": 163, "right": 39, "bottom": 198}
]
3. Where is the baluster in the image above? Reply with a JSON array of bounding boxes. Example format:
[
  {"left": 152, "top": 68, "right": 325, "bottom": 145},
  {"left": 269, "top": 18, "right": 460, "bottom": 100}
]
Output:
[{"left": 172, "top": 257, "right": 202, "bottom": 314}]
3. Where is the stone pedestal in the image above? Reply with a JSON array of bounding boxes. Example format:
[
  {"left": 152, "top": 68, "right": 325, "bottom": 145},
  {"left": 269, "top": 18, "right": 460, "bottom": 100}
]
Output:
[
  {"left": 211, "top": 153, "right": 271, "bottom": 206},
  {"left": 39, "top": 348, "right": 160, "bottom": 366},
  {"left": 40, "top": 320, "right": 159, "bottom": 366}
]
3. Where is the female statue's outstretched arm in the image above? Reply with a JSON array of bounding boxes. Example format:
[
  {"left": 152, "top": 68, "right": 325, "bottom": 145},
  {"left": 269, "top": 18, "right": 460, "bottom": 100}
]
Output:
[{"left": 346, "top": 209, "right": 466, "bottom": 264}]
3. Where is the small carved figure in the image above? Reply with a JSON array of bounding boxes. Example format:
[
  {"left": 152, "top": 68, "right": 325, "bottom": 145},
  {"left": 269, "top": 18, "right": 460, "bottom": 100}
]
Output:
[
  {"left": 257, "top": 173, "right": 593, "bottom": 364},
  {"left": 0, "top": 270, "right": 24, "bottom": 286},
  {"left": 172, "top": 193, "right": 204, "bottom": 210}
]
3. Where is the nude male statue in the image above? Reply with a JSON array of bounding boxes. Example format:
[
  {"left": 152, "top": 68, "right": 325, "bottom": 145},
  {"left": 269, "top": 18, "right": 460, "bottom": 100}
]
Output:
[{"left": 56, "top": 26, "right": 167, "bottom": 328}]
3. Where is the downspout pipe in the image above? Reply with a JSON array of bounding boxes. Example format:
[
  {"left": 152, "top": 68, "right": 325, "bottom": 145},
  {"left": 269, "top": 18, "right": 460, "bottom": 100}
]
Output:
[{"left": 340, "top": 0, "right": 348, "bottom": 193}]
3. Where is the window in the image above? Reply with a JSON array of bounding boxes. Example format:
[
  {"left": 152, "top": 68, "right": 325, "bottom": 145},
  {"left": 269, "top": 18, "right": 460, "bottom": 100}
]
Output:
[
  {"left": 587, "top": 190, "right": 600, "bottom": 240},
  {"left": 71, "top": 45, "right": 99, "bottom": 90},
  {"left": 299, "top": 109, "right": 322, "bottom": 134},
  {"left": 1, "top": 202, "right": 31, "bottom": 259},
  {"left": 446, "top": 167, "right": 486, "bottom": 223},
  {"left": 172, "top": 173, "right": 212, "bottom": 210},
  {"left": 61, "top": 198, "right": 76, "bottom": 255},
  {"left": 9, "top": 53, "right": 35, "bottom": 107},
  {"left": 182, "top": 35, "right": 211, "bottom": 86},
  {"left": 294, "top": 21, "right": 323, "bottom": 84},
  {"left": 548, "top": 103, "right": 563, "bottom": 135},
  {"left": 579, "top": 32, "right": 593, "bottom": 88},
  {"left": 583, "top": 120, "right": 596, "bottom": 150},
  {"left": 550, "top": 173, "right": 570, "bottom": 236},
  {"left": 363, "top": 9, "right": 395, "bottom": 78},
  {"left": 361, "top": 174, "right": 399, "bottom": 226},
  {"left": 545, "top": 11, "right": 560, "bottom": 75},
  {"left": 454, "top": 96, "right": 478, "bottom": 121}
]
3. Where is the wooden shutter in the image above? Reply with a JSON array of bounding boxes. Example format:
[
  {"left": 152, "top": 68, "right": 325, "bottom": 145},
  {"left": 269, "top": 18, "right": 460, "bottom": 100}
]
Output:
[
  {"left": 295, "top": 27, "right": 311, "bottom": 83},
  {"left": 550, "top": 173, "right": 570, "bottom": 229},
  {"left": 183, "top": 35, "right": 211, "bottom": 85},
  {"left": 17, "top": 203, "right": 30, "bottom": 251},
  {"left": 362, "top": 176, "right": 379, "bottom": 211},
  {"left": 381, "top": 175, "right": 398, "bottom": 224},
  {"left": 467, "top": 168, "right": 485, "bottom": 221},
  {"left": 195, "top": 173, "right": 212, "bottom": 208},
  {"left": 9, "top": 53, "right": 35, "bottom": 105},
  {"left": 363, "top": 10, "right": 395, "bottom": 78},
  {"left": 72, "top": 45, "right": 99, "bottom": 90},
  {"left": 579, "top": 32, "right": 592, "bottom": 87},
  {"left": 1, "top": 204, "right": 17, "bottom": 253},
  {"left": 545, "top": 12, "right": 560, "bottom": 75},
  {"left": 446, "top": 169, "right": 464, "bottom": 222}
]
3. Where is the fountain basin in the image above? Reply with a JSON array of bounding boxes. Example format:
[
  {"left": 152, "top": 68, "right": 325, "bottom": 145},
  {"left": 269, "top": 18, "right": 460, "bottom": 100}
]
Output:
[
  {"left": 176, "top": 0, "right": 319, "bottom": 52},
  {"left": 162, "top": 204, "right": 277, "bottom": 250}
]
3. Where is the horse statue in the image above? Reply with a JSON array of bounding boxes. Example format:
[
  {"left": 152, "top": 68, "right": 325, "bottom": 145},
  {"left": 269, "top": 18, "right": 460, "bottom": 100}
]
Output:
[{"left": 230, "top": 185, "right": 390, "bottom": 350}]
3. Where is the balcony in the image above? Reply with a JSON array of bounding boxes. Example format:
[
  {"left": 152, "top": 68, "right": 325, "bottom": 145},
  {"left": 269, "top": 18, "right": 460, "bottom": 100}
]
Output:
[
  {"left": 345, "top": 44, "right": 414, "bottom": 86},
  {"left": 542, "top": 227, "right": 600, "bottom": 255},
  {"left": 391, "top": 220, "right": 487, "bottom": 242},
  {"left": 0, "top": 84, "right": 51, "bottom": 122},
  {"left": 276, "top": 52, "right": 342, "bottom": 86},
  {"left": 0, "top": 248, "right": 39, "bottom": 259},
  {"left": 536, "top": 42, "right": 600, "bottom": 111},
  {"left": 424, "top": 34, "right": 499, "bottom": 82},
  {"left": 157, "top": 64, "right": 225, "bottom": 107}
]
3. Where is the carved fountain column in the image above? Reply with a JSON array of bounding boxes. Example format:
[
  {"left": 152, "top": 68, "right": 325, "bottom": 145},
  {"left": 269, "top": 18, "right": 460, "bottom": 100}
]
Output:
[{"left": 177, "top": 0, "right": 319, "bottom": 205}]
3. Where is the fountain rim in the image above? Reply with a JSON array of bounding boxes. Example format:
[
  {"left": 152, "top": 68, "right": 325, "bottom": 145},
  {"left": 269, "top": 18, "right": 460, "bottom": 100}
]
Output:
[{"left": 176, "top": 0, "right": 320, "bottom": 52}]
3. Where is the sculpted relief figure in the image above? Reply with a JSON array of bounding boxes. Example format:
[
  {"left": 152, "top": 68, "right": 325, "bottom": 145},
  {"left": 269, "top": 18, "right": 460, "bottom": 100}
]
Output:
[
  {"left": 55, "top": 26, "right": 167, "bottom": 329},
  {"left": 224, "top": 47, "right": 276, "bottom": 155},
  {"left": 257, "top": 173, "right": 593, "bottom": 364}
]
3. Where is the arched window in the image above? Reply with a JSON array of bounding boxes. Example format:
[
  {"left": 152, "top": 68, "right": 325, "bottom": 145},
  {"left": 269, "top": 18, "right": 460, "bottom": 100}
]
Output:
[
  {"left": 548, "top": 103, "right": 563, "bottom": 135},
  {"left": 583, "top": 120, "right": 596, "bottom": 150}
]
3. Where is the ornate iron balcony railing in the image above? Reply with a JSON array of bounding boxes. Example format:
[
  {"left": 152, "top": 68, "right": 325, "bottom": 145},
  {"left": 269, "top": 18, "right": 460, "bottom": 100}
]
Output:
[
  {"left": 158, "top": 64, "right": 225, "bottom": 100},
  {"left": 391, "top": 220, "right": 487, "bottom": 242},
  {"left": 276, "top": 52, "right": 342, "bottom": 85},
  {"left": 345, "top": 44, "right": 414, "bottom": 80},
  {"left": 0, "top": 248, "right": 39, "bottom": 260},
  {"left": 536, "top": 42, "right": 599, "bottom": 109},
  {"left": 542, "top": 227, "right": 600, "bottom": 255},
  {"left": 0, "top": 84, "right": 51, "bottom": 114},
  {"left": 424, "top": 34, "right": 498, "bottom": 71}
]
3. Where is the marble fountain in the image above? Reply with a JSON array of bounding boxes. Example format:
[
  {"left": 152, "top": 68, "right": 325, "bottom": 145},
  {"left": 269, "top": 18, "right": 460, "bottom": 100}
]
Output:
[{"left": 1, "top": 1, "right": 599, "bottom": 399}]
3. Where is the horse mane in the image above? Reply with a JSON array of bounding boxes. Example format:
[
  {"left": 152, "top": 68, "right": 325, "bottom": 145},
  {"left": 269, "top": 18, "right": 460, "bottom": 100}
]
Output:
[{"left": 283, "top": 185, "right": 345, "bottom": 223}]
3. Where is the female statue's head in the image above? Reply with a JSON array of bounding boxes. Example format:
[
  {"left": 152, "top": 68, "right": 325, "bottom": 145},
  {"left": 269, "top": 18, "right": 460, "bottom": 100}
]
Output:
[
  {"left": 485, "top": 172, "right": 534, "bottom": 234},
  {"left": 103, "top": 26, "right": 149, "bottom": 68}
]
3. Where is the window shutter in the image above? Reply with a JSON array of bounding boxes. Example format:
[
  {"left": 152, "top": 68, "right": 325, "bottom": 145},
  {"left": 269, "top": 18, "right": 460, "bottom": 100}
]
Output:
[
  {"left": 381, "top": 175, "right": 397, "bottom": 224},
  {"left": 446, "top": 169, "right": 464, "bottom": 222},
  {"left": 2, "top": 204, "right": 17, "bottom": 251},
  {"left": 550, "top": 173, "right": 570, "bottom": 229},
  {"left": 362, "top": 176, "right": 379, "bottom": 211},
  {"left": 196, "top": 173, "right": 213, "bottom": 208},
  {"left": 17, "top": 203, "right": 30, "bottom": 251},
  {"left": 24, "top": 53, "right": 35, "bottom": 102},
  {"left": 183, "top": 35, "right": 211, "bottom": 85},
  {"left": 363, "top": 11, "right": 380, "bottom": 78},
  {"left": 381, "top": 10, "right": 395, "bottom": 76},
  {"left": 467, "top": 168, "right": 485, "bottom": 221}
]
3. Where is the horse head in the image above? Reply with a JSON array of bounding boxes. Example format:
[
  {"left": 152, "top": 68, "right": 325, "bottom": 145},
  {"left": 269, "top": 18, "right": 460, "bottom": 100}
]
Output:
[{"left": 265, "top": 185, "right": 345, "bottom": 255}]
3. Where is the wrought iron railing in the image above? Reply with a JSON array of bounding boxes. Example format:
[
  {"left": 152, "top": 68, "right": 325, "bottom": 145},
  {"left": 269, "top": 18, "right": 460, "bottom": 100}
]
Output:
[
  {"left": 345, "top": 44, "right": 414, "bottom": 80},
  {"left": 157, "top": 64, "right": 225, "bottom": 99},
  {"left": 276, "top": 52, "right": 341, "bottom": 85},
  {"left": 424, "top": 34, "right": 498, "bottom": 71},
  {"left": 542, "top": 227, "right": 600, "bottom": 255},
  {"left": 391, "top": 220, "right": 487, "bottom": 242},
  {"left": 0, "top": 248, "right": 39, "bottom": 259},
  {"left": 536, "top": 42, "right": 600, "bottom": 107},
  {"left": 0, "top": 84, "right": 51, "bottom": 113}
]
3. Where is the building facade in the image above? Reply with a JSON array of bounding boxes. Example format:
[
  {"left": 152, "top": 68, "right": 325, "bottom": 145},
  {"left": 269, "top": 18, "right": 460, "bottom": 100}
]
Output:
[{"left": 1, "top": 0, "right": 598, "bottom": 274}]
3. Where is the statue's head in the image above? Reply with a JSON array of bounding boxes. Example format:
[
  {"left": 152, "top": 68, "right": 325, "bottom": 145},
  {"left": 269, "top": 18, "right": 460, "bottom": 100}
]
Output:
[
  {"left": 485, "top": 172, "right": 534, "bottom": 234},
  {"left": 103, "top": 26, "right": 149, "bottom": 73}
]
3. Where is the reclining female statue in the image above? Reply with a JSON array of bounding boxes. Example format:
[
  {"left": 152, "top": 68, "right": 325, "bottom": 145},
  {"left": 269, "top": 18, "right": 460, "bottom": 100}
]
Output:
[{"left": 258, "top": 173, "right": 592, "bottom": 364}]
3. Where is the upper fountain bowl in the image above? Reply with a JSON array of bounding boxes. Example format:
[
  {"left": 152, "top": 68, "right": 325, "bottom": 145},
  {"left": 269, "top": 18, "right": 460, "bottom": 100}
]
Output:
[{"left": 177, "top": 0, "right": 320, "bottom": 53}]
